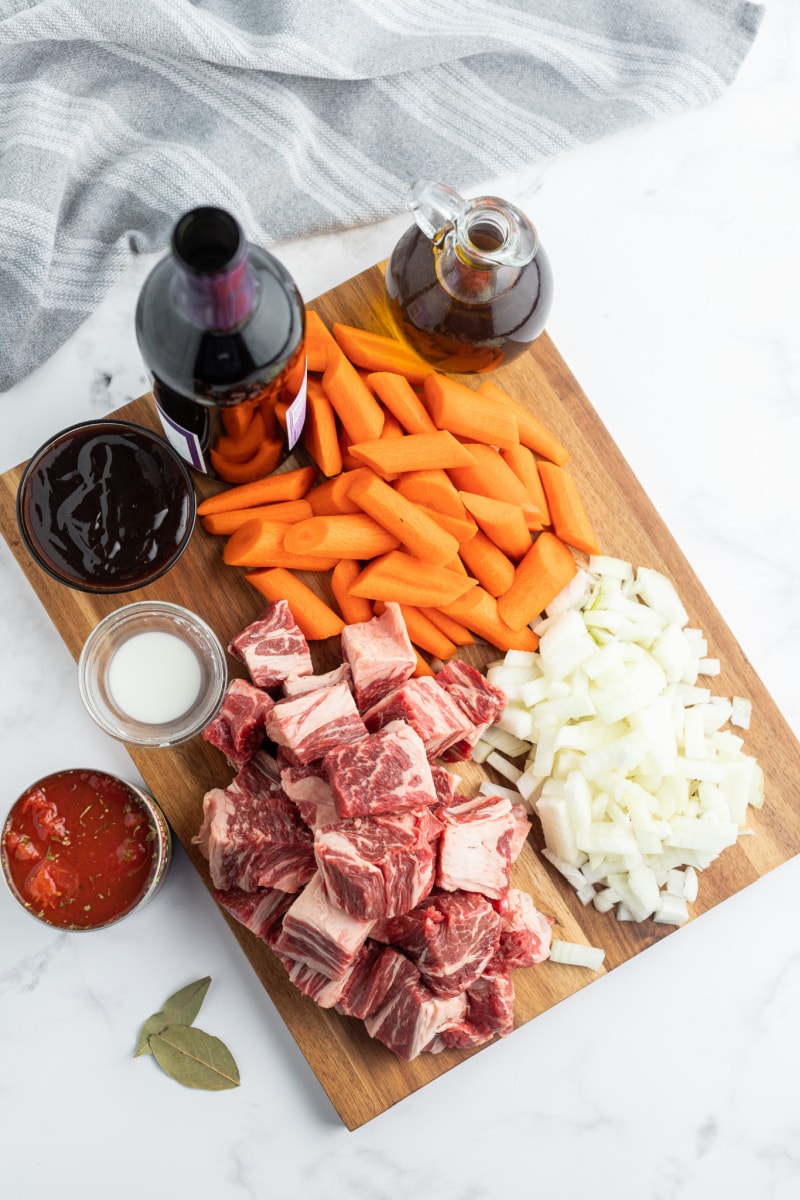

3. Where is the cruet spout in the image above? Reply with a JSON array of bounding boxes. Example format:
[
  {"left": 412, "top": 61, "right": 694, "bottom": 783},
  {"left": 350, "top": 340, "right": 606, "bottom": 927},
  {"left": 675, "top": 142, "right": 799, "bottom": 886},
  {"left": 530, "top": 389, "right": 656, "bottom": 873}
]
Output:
[
  {"left": 408, "top": 180, "right": 539, "bottom": 270},
  {"left": 409, "top": 179, "right": 464, "bottom": 241}
]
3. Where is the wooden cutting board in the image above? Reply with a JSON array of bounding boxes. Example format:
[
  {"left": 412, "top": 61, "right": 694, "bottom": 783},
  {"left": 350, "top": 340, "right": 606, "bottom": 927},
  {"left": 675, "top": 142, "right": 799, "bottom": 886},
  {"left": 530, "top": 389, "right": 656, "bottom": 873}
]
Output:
[{"left": 2, "top": 263, "right": 800, "bottom": 1130}]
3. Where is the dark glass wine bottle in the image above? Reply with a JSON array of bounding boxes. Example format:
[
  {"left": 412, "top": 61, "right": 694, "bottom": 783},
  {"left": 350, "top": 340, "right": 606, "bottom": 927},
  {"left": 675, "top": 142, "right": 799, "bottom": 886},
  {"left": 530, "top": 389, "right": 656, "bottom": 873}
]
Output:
[{"left": 135, "top": 206, "right": 306, "bottom": 475}]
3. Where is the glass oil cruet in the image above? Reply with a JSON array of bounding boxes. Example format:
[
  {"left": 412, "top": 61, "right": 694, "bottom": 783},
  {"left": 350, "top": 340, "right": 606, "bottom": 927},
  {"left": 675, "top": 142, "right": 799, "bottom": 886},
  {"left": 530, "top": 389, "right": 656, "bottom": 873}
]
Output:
[{"left": 384, "top": 179, "right": 553, "bottom": 373}]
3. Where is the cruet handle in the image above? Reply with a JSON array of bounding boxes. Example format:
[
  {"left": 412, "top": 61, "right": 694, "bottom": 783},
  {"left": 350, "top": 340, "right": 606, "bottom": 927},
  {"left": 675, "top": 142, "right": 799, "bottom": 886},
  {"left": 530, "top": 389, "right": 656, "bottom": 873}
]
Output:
[{"left": 408, "top": 179, "right": 464, "bottom": 241}]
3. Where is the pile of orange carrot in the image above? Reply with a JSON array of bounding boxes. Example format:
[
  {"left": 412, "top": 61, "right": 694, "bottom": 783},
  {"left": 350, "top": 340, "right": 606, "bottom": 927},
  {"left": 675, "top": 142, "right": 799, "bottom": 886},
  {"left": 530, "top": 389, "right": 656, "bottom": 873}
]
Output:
[{"left": 196, "top": 310, "right": 603, "bottom": 663}]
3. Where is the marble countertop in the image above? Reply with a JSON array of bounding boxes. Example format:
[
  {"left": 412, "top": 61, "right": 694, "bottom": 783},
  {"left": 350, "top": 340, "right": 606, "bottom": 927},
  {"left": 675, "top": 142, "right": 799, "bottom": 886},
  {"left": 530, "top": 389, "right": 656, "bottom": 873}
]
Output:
[{"left": 2, "top": 3, "right": 798, "bottom": 1196}]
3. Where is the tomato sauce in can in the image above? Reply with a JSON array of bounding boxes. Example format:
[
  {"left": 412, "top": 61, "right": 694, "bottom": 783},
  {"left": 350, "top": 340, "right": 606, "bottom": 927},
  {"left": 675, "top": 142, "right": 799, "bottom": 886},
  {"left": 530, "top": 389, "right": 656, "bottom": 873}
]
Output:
[{"left": 1, "top": 769, "right": 171, "bottom": 930}]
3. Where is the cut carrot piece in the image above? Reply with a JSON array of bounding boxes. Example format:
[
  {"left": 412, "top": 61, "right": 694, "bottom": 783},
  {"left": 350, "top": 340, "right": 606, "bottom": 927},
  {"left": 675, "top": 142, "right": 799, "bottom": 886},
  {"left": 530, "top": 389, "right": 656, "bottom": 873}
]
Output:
[
  {"left": 458, "top": 492, "right": 533, "bottom": 562},
  {"left": 397, "top": 605, "right": 457, "bottom": 660},
  {"left": 441, "top": 587, "right": 539, "bottom": 653},
  {"left": 245, "top": 568, "right": 345, "bottom": 640},
  {"left": 200, "top": 498, "right": 313, "bottom": 537},
  {"left": 418, "top": 607, "right": 474, "bottom": 647},
  {"left": 221, "top": 518, "right": 292, "bottom": 565},
  {"left": 348, "top": 431, "right": 477, "bottom": 479},
  {"left": 222, "top": 518, "right": 336, "bottom": 570},
  {"left": 213, "top": 408, "right": 266, "bottom": 463},
  {"left": 284, "top": 513, "right": 400, "bottom": 560},
  {"left": 497, "top": 531, "right": 579, "bottom": 631},
  {"left": 412, "top": 649, "right": 436, "bottom": 677},
  {"left": 380, "top": 410, "right": 405, "bottom": 440},
  {"left": 304, "top": 309, "right": 342, "bottom": 373},
  {"left": 209, "top": 436, "right": 284, "bottom": 483},
  {"left": 303, "top": 376, "right": 343, "bottom": 477},
  {"left": 447, "top": 443, "right": 544, "bottom": 529},
  {"left": 322, "top": 351, "right": 385, "bottom": 446},
  {"left": 221, "top": 402, "right": 256, "bottom": 440},
  {"left": 393, "top": 469, "right": 468, "bottom": 520},
  {"left": 349, "top": 551, "right": 477, "bottom": 607},
  {"left": 330, "top": 559, "right": 374, "bottom": 625},
  {"left": 347, "top": 470, "right": 459, "bottom": 566},
  {"left": 414, "top": 503, "right": 476, "bottom": 545},
  {"left": 258, "top": 395, "right": 279, "bottom": 438},
  {"left": 197, "top": 465, "right": 318, "bottom": 516},
  {"left": 332, "top": 323, "right": 435, "bottom": 385},
  {"left": 453, "top": 443, "right": 546, "bottom": 530},
  {"left": 501, "top": 443, "right": 551, "bottom": 525},
  {"left": 273, "top": 399, "right": 289, "bottom": 431},
  {"left": 306, "top": 471, "right": 368, "bottom": 516},
  {"left": 537, "top": 462, "right": 601, "bottom": 556},
  {"left": 366, "top": 372, "right": 437, "bottom": 435},
  {"left": 458, "top": 529, "right": 517, "bottom": 597},
  {"left": 422, "top": 374, "right": 519, "bottom": 450},
  {"left": 477, "top": 380, "right": 569, "bottom": 465}
]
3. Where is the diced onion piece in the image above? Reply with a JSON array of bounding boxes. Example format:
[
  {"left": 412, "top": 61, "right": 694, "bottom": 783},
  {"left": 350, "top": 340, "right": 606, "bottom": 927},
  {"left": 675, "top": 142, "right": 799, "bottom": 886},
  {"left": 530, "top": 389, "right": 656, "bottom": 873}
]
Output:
[
  {"left": 470, "top": 739, "right": 494, "bottom": 765},
  {"left": 588, "top": 555, "right": 634, "bottom": 582},
  {"left": 653, "top": 893, "right": 689, "bottom": 925},
  {"left": 545, "top": 567, "right": 594, "bottom": 616},
  {"left": 486, "top": 751, "right": 523, "bottom": 784},
  {"left": 698, "top": 657, "right": 720, "bottom": 676},
  {"left": 549, "top": 939, "right": 606, "bottom": 970},
  {"left": 480, "top": 725, "right": 530, "bottom": 759},
  {"left": 632, "top": 566, "right": 689, "bottom": 626},
  {"left": 478, "top": 780, "right": 523, "bottom": 803},
  {"left": 731, "top": 696, "right": 752, "bottom": 729}
]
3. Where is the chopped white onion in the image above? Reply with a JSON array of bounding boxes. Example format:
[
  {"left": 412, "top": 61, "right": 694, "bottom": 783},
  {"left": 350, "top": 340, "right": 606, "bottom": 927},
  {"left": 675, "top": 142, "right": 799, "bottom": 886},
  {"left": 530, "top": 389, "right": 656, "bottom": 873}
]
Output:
[
  {"left": 481, "top": 557, "right": 761, "bottom": 925},
  {"left": 549, "top": 939, "right": 606, "bottom": 970}
]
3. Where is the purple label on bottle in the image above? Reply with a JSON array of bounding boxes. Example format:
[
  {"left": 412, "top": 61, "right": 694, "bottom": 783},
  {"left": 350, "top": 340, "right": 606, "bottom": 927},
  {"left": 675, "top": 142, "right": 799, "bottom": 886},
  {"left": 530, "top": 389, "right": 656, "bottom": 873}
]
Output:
[
  {"left": 284, "top": 362, "right": 307, "bottom": 451},
  {"left": 154, "top": 398, "right": 208, "bottom": 473}
]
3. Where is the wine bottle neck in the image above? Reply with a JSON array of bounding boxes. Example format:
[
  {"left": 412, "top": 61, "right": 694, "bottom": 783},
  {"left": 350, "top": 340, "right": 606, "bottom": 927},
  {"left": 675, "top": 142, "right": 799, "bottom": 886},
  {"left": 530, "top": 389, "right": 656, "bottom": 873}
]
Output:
[{"left": 173, "top": 255, "right": 257, "bottom": 331}]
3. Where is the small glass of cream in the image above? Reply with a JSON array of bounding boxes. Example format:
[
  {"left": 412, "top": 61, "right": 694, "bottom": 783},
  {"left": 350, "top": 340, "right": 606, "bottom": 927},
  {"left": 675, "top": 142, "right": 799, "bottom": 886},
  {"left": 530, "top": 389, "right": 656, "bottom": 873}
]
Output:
[{"left": 78, "top": 601, "right": 228, "bottom": 747}]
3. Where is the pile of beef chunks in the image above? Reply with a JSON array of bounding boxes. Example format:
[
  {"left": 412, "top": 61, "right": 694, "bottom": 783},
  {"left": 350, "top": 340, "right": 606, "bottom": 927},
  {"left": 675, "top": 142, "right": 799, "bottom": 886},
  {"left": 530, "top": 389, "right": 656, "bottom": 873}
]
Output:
[{"left": 195, "top": 600, "right": 551, "bottom": 1060}]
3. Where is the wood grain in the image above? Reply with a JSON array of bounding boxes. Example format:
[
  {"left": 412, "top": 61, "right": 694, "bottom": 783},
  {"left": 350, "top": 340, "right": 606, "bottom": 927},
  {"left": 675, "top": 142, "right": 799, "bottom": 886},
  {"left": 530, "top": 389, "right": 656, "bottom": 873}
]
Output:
[{"left": 2, "top": 263, "right": 799, "bottom": 1129}]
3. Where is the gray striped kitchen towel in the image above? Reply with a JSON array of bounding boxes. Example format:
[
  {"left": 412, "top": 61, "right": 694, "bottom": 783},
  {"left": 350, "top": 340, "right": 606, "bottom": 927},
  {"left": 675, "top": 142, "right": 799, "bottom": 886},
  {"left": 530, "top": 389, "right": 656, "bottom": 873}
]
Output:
[{"left": 0, "top": 0, "right": 763, "bottom": 391}]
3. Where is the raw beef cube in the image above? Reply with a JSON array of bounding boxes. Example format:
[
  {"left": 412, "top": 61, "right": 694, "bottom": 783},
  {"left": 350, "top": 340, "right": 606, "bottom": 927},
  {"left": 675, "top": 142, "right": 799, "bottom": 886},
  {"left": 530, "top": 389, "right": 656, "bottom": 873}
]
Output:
[
  {"left": 429, "top": 965, "right": 516, "bottom": 1051},
  {"left": 436, "top": 794, "right": 516, "bottom": 900},
  {"left": 435, "top": 658, "right": 507, "bottom": 725},
  {"left": 435, "top": 659, "right": 507, "bottom": 762},
  {"left": 280, "top": 763, "right": 339, "bottom": 831},
  {"left": 282, "top": 662, "right": 352, "bottom": 697},
  {"left": 266, "top": 681, "right": 368, "bottom": 765},
  {"left": 314, "top": 808, "right": 437, "bottom": 921},
  {"left": 364, "top": 949, "right": 468, "bottom": 1061},
  {"left": 274, "top": 952, "right": 355, "bottom": 1008},
  {"left": 336, "top": 941, "right": 406, "bottom": 1020},
  {"left": 213, "top": 885, "right": 294, "bottom": 948},
  {"left": 228, "top": 749, "right": 282, "bottom": 798},
  {"left": 194, "top": 781, "right": 315, "bottom": 893},
  {"left": 373, "top": 889, "right": 501, "bottom": 997},
  {"left": 274, "top": 871, "right": 375, "bottom": 978},
  {"left": 492, "top": 888, "right": 553, "bottom": 968},
  {"left": 228, "top": 600, "right": 312, "bottom": 689},
  {"left": 341, "top": 602, "right": 416, "bottom": 711},
  {"left": 325, "top": 721, "right": 436, "bottom": 818},
  {"left": 362, "top": 676, "right": 473, "bottom": 758},
  {"left": 430, "top": 763, "right": 461, "bottom": 805},
  {"left": 202, "top": 678, "right": 275, "bottom": 767}
]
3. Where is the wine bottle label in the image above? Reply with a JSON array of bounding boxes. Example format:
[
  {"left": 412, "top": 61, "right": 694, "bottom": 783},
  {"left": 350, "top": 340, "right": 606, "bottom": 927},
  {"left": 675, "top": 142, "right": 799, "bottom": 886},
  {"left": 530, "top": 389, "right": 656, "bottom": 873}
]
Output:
[
  {"left": 154, "top": 397, "right": 209, "bottom": 473},
  {"left": 284, "top": 360, "right": 308, "bottom": 451}
]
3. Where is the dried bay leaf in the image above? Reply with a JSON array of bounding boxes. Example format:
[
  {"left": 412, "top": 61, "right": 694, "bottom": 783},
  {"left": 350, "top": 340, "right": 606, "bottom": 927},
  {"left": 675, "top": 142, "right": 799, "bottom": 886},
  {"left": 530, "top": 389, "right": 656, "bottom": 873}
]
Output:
[
  {"left": 149, "top": 1025, "right": 241, "bottom": 1091},
  {"left": 134, "top": 975, "right": 212, "bottom": 1057}
]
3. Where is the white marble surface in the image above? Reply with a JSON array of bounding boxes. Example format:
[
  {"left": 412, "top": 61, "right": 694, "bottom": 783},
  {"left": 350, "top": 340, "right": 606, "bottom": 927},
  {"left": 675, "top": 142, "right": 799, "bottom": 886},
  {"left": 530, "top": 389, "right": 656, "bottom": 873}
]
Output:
[{"left": 2, "top": 3, "right": 799, "bottom": 1196}]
